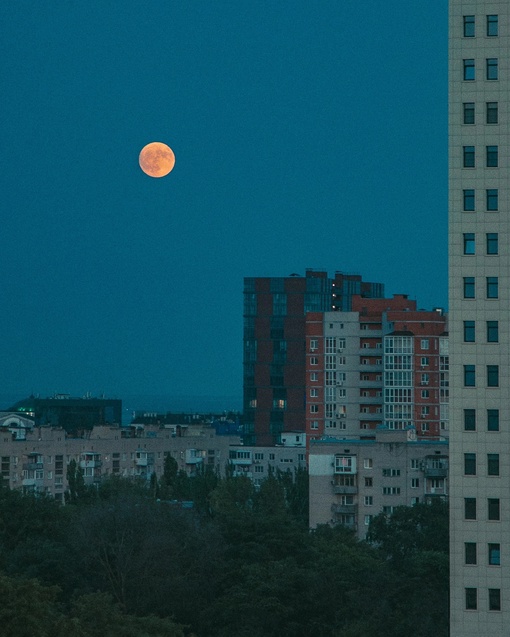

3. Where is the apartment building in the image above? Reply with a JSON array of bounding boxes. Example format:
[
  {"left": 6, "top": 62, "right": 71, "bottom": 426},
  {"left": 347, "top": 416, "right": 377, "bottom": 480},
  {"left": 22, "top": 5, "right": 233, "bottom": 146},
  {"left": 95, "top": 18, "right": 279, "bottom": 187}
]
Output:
[
  {"left": 309, "top": 427, "right": 448, "bottom": 540},
  {"left": 305, "top": 296, "right": 448, "bottom": 444},
  {"left": 449, "top": 4, "right": 509, "bottom": 632}
]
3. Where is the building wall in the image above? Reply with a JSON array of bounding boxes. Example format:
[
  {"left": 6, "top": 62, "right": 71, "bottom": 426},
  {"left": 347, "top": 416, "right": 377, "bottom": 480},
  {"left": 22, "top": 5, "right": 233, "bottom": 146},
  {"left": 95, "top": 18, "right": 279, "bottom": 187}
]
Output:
[
  {"left": 449, "top": 3, "right": 509, "bottom": 633},
  {"left": 309, "top": 428, "right": 448, "bottom": 540}
]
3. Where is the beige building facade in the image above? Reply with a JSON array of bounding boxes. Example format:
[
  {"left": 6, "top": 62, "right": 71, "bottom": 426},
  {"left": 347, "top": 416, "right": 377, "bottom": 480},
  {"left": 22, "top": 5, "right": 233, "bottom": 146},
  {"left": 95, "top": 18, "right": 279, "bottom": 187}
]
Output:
[{"left": 449, "top": 2, "right": 509, "bottom": 633}]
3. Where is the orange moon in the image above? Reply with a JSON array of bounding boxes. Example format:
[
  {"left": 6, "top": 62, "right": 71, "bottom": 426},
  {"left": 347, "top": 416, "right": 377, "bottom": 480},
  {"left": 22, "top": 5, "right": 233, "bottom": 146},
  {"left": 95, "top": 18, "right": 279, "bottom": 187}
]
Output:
[{"left": 139, "top": 142, "right": 175, "bottom": 178}]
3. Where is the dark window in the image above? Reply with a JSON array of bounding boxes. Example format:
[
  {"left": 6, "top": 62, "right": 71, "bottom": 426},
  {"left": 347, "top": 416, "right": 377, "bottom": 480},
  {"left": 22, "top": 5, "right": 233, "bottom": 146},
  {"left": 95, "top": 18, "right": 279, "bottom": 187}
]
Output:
[
  {"left": 464, "top": 15, "right": 475, "bottom": 37},
  {"left": 465, "top": 542, "right": 477, "bottom": 564},
  {"left": 464, "top": 59, "right": 475, "bottom": 80},
  {"left": 487, "top": 277, "right": 498, "bottom": 298},
  {"left": 488, "top": 454, "right": 499, "bottom": 476},
  {"left": 463, "top": 102, "right": 475, "bottom": 124},
  {"left": 487, "top": 15, "right": 498, "bottom": 37},
  {"left": 464, "top": 189, "right": 475, "bottom": 211},
  {"left": 464, "top": 365, "right": 476, "bottom": 387},
  {"left": 464, "top": 453, "right": 476, "bottom": 475},
  {"left": 463, "top": 146, "right": 475, "bottom": 167},
  {"left": 464, "top": 277, "right": 475, "bottom": 298},
  {"left": 487, "top": 365, "right": 499, "bottom": 387},
  {"left": 486, "top": 233, "right": 498, "bottom": 255},
  {"left": 463, "top": 233, "right": 475, "bottom": 254},
  {"left": 465, "top": 497, "right": 476, "bottom": 520},
  {"left": 464, "top": 321, "right": 475, "bottom": 342},
  {"left": 487, "top": 58, "right": 498, "bottom": 80},
  {"left": 487, "top": 321, "right": 499, "bottom": 342},
  {"left": 486, "top": 102, "right": 498, "bottom": 123},
  {"left": 465, "top": 588, "right": 477, "bottom": 610},
  {"left": 486, "top": 145, "right": 498, "bottom": 167},
  {"left": 464, "top": 409, "right": 476, "bottom": 431},
  {"left": 489, "top": 588, "right": 501, "bottom": 611},
  {"left": 486, "top": 189, "right": 498, "bottom": 211},
  {"left": 487, "top": 409, "right": 499, "bottom": 432},
  {"left": 488, "top": 498, "right": 500, "bottom": 520},
  {"left": 488, "top": 543, "right": 500, "bottom": 565}
]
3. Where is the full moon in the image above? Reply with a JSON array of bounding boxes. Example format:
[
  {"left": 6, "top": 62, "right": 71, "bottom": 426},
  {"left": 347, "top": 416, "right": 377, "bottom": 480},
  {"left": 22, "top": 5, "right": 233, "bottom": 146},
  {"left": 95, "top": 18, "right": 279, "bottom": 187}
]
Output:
[{"left": 139, "top": 142, "right": 175, "bottom": 178}]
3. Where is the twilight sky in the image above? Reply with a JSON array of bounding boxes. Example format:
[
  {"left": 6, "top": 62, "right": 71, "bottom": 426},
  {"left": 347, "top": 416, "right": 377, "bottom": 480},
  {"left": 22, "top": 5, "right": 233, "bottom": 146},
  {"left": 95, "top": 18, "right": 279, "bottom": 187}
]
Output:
[{"left": 0, "top": 2, "right": 447, "bottom": 413}]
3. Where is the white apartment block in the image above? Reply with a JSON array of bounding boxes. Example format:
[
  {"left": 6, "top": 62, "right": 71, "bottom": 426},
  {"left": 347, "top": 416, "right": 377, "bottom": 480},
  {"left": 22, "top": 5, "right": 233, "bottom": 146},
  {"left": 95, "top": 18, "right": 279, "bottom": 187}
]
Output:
[
  {"left": 309, "top": 427, "right": 448, "bottom": 540},
  {"left": 449, "top": 3, "right": 509, "bottom": 633}
]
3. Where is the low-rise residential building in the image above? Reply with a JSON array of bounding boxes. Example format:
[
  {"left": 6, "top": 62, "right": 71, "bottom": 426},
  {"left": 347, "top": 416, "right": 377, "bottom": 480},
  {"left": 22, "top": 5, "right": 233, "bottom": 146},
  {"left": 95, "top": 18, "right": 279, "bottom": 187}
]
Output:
[{"left": 309, "top": 427, "right": 448, "bottom": 540}]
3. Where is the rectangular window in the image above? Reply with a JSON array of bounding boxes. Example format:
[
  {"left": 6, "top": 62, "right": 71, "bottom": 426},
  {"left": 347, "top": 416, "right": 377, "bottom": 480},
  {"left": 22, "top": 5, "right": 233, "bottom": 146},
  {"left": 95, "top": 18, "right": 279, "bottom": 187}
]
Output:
[
  {"left": 465, "top": 588, "right": 477, "bottom": 610},
  {"left": 411, "top": 478, "right": 419, "bottom": 488},
  {"left": 463, "top": 15, "right": 475, "bottom": 37},
  {"left": 463, "top": 277, "right": 475, "bottom": 298},
  {"left": 310, "top": 388, "right": 318, "bottom": 398},
  {"left": 365, "top": 477, "right": 373, "bottom": 487},
  {"left": 465, "top": 542, "right": 477, "bottom": 565},
  {"left": 364, "top": 496, "right": 373, "bottom": 506},
  {"left": 488, "top": 543, "right": 501, "bottom": 566},
  {"left": 310, "top": 404, "right": 319, "bottom": 413},
  {"left": 487, "top": 15, "right": 498, "bottom": 37},
  {"left": 310, "top": 420, "right": 319, "bottom": 430},
  {"left": 364, "top": 458, "right": 373, "bottom": 469},
  {"left": 463, "top": 102, "right": 475, "bottom": 124},
  {"left": 463, "top": 233, "right": 475, "bottom": 255},
  {"left": 486, "top": 102, "right": 498, "bottom": 124},
  {"left": 463, "top": 189, "right": 475, "bottom": 211},
  {"left": 310, "top": 357, "right": 318, "bottom": 366},
  {"left": 487, "top": 409, "right": 499, "bottom": 432},
  {"left": 486, "top": 233, "right": 498, "bottom": 255},
  {"left": 487, "top": 321, "right": 499, "bottom": 342},
  {"left": 487, "top": 277, "right": 498, "bottom": 298},
  {"left": 486, "top": 189, "right": 498, "bottom": 211},
  {"left": 489, "top": 589, "right": 501, "bottom": 611},
  {"left": 464, "top": 320, "right": 475, "bottom": 342},
  {"left": 488, "top": 454, "right": 500, "bottom": 476},
  {"left": 310, "top": 339, "right": 318, "bottom": 351},
  {"left": 486, "top": 58, "right": 498, "bottom": 80},
  {"left": 487, "top": 365, "right": 499, "bottom": 387},
  {"left": 464, "top": 453, "right": 476, "bottom": 475},
  {"left": 486, "top": 145, "right": 498, "bottom": 167},
  {"left": 465, "top": 498, "right": 476, "bottom": 520},
  {"left": 464, "top": 365, "right": 475, "bottom": 387},
  {"left": 488, "top": 498, "right": 500, "bottom": 520},
  {"left": 463, "top": 59, "right": 475, "bottom": 81},
  {"left": 464, "top": 409, "right": 476, "bottom": 431},
  {"left": 463, "top": 145, "right": 475, "bottom": 167}
]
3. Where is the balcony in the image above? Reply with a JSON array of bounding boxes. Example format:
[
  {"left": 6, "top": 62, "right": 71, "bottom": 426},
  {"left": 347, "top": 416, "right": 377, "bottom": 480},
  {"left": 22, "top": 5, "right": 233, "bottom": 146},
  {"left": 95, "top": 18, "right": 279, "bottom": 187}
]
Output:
[
  {"left": 80, "top": 460, "right": 102, "bottom": 469},
  {"left": 23, "top": 462, "right": 43, "bottom": 471},
  {"left": 331, "top": 503, "right": 356, "bottom": 514},
  {"left": 135, "top": 456, "right": 148, "bottom": 467},
  {"left": 185, "top": 449, "right": 204, "bottom": 465},
  {"left": 333, "top": 485, "right": 357, "bottom": 495}
]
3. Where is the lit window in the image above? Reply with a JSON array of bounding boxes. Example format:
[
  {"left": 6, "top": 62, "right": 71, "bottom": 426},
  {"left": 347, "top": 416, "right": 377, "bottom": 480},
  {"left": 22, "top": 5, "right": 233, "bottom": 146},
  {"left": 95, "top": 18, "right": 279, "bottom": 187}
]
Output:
[
  {"left": 487, "top": 365, "right": 499, "bottom": 387},
  {"left": 487, "top": 321, "right": 498, "bottom": 343},
  {"left": 463, "top": 233, "right": 475, "bottom": 254},
  {"left": 486, "top": 102, "right": 498, "bottom": 124},
  {"left": 487, "top": 58, "right": 498, "bottom": 80},
  {"left": 463, "top": 15, "right": 475, "bottom": 37},
  {"left": 464, "top": 409, "right": 476, "bottom": 431},
  {"left": 486, "top": 233, "right": 498, "bottom": 255},
  {"left": 486, "top": 145, "right": 498, "bottom": 167},
  {"left": 464, "top": 320, "right": 475, "bottom": 342},
  {"left": 464, "top": 365, "right": 476, "bottom": 387},
  {"left": 463, "top": 59, "right": 475, "bottom": 80},
  {"left": 487, "top": 15, "right": 498, "bottom": 37},
  {"left": 486, "top": 277, "right": 498, "bottom": 299},
  {"left": 463, "top": 145, "right": 475, "bottom": 167},
  {"left": 486, "top": 189, "right": 498, "bottom": 211},
  {"left": 463, "top": 189, "right": 475, "bottom": 211},
  {"left": 463, "top": 102, "right": 475, "bottom": 124}
]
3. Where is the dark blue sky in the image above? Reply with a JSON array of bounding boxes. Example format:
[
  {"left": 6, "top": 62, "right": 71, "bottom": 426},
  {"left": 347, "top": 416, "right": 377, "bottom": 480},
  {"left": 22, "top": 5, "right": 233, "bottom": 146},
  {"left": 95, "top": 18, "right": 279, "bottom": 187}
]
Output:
[{"left": 0, "top": 2, "right": 447, "bottom": 412}]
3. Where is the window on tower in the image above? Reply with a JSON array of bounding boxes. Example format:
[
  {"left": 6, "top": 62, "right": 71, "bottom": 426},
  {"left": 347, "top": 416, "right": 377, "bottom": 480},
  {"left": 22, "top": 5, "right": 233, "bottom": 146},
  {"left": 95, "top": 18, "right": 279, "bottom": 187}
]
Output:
[
  {"left": 464, "top": 365, "right": 476, "bottom": 387},
  {"left": 463, "top": 189, "right": 475, "bottom": 211},
  {"left": 463, "top": 15, "right": 475, "bottom": 37},
  {"left": 486, "top": 189, "right": 498, "bottom": 211},
  {"left": 486, "top": 233, "right": 498, "bottom": 255},
  {"left": 486, "top": 58, "right": 498, "bottom": 80},
  {"left": 463, "top": 102, "right": 475, "bottom": 124},
  {"left": 463, "top": 277, "right": 475, "bottom": 298},
  {"left": 486, "top": 102, "right": 498, "bottom": 124},
  {"left": 486, "top": 146, "right": 498, "bottom": 167},
  {"left": 463, "top": 233, "right": 475, "bottom": 254},
  {"left": 487, "top": 15, "right": 498, "bottom": 37},
  {"left": 463, "top": 320, "right": 475, "bottom": 342},
  {"left": 463, "top": 146, "right": 475, "bottom": 167},
  {"left": 463, "top": 59, "right": 475, "bottom": 80}
]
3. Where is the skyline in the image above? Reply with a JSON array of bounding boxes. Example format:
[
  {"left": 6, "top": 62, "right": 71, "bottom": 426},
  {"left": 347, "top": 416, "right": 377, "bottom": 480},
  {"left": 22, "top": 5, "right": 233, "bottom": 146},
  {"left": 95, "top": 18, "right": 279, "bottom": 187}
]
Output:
[{"left": 0, "top": 2, "right": 447, "bottom": 412}]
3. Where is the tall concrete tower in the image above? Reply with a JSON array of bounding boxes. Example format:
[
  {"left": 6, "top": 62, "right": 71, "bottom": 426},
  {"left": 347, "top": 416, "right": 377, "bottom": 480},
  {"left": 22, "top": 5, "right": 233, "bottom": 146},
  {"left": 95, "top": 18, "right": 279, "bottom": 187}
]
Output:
[{"left": 449, "top": 3, "right": 509, "bottom": 634}]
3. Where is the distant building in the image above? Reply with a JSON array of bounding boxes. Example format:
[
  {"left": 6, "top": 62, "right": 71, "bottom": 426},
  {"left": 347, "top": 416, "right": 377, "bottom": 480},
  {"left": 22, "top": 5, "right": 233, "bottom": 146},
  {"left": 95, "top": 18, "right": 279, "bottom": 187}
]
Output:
[
  {"left": 243, "top": 270, "right": 385, "bottom": 446},
  {"left": 305, "top": 296, "right": 448, "bottom": 444},
  {"left": 7, "top": 394, "right": 122, "bottom": 435},
  {"left": 309, "top": 427, "right": 448, "bottom": 540}
]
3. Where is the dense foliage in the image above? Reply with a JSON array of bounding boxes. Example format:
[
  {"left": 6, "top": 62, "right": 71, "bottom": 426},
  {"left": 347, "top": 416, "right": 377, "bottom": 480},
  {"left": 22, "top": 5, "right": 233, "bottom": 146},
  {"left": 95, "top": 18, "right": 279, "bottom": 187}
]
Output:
[{"left": 0, "top": 470, "right": 448, "bottom": 636}]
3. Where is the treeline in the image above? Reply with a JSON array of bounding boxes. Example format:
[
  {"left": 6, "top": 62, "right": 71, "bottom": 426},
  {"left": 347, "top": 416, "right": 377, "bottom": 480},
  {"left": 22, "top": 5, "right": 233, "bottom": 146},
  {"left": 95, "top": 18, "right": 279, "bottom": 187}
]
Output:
[{"left": 0, "top": 465, "right": 448, "bottom": 636}]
